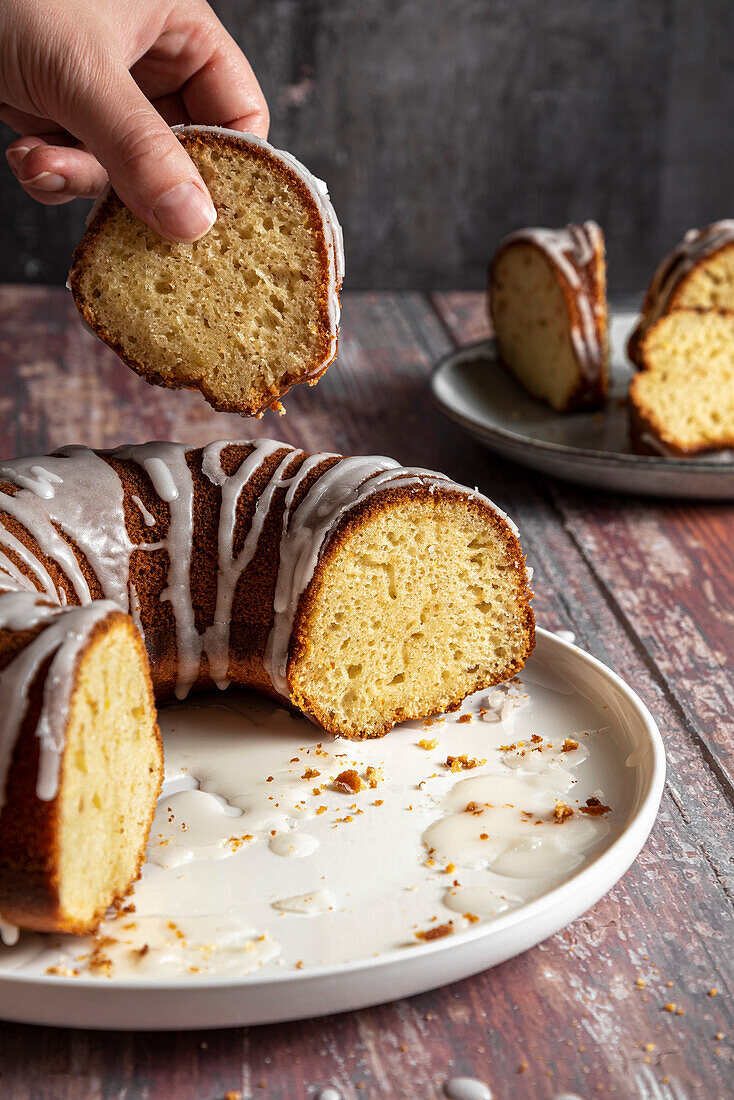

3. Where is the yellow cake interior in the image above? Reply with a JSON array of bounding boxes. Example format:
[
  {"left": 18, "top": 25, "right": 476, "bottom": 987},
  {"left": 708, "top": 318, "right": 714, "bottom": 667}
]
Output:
[
  {"left": 491, "top": 243, "right": 586, "bottom": 411},
  {"left": 673, "top": 246, "right": 734, "bottom": 310},
  {"left": 291, "top": 495, "right": 532, "bottom": 738},
  {"left": 632, "top": 309, "right": 734, "bottom": 452},
  {"left": 57, "top": 619, "right": 161, "bottom": 932}
]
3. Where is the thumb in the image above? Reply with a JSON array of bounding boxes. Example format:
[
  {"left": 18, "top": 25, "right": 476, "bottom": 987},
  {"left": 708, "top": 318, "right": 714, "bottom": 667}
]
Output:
[{"left": 65, "top": 65, "right": 216, "bottom": 243}]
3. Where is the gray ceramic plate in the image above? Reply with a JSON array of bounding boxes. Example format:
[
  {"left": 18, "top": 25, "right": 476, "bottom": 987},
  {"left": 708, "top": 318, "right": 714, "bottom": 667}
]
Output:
[{"left": 430, "top": 308, "right": 734, "bottom": 499}]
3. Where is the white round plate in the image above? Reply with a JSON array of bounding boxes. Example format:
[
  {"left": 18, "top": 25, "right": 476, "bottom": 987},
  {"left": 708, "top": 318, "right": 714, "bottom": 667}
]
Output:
[
  {"left": 430, "top": 307, "right": 734, "bottom": 499},
  {"left": 0, "top": 628, "right": 665, "bottom": 1030}
]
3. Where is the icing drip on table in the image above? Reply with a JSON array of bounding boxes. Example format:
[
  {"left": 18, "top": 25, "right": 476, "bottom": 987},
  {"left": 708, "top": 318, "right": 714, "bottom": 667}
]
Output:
[
  {"left": 444, "top": 1078, "right": 493, "bottom": 1100},
  {"left": 0, "top": 439, "right": 519, "bottom": 808}
]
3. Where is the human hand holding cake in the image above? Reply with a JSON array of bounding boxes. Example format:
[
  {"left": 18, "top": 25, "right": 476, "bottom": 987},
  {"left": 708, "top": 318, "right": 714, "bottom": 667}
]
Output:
[{"left": 1, "top": 0, "right": 268, "bottom": 241}]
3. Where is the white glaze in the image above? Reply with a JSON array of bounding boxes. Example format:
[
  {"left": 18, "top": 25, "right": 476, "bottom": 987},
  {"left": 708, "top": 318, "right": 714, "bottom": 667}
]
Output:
[
  {"left": 115, "top": 443, "right": 200, "bottom": 699},
  {"left": 272, "top": 888, "right": 336, "bottom": 914},
  {"left": 0, "top": 597, "right": 119, "bottom": 806},
  {"left": 423, "top": 763, "right": 606, "bottom": 882},
  {"left": 130, "top": 494, "right": 156, "bottom": 527},
  {"left": 443, "top": 1077, "right": 493, "bottom": 1100},
  {"left": 200, "top": 439, "right": 298, "bottom": 689},
  {"left": 0, "top": 918, "right": 19, "bottom": 946},
  {"left": 269, "top": 831, "right": 319, "bottom": 858}
]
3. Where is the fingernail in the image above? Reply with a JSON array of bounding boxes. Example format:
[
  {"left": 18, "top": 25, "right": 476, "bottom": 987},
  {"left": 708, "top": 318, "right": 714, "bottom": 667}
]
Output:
[
  {"left": 153, "top": 181, "right": 216, "bottom": 241},
  {"left": 20, "top": 171, "right": 66, "bottom": 191},
  {"left": 5, "top": 146, "right": 32, "bottom": 166}
]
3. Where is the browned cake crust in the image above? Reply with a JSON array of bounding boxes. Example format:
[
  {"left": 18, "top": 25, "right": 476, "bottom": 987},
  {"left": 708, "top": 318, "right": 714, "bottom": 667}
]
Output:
[
  {"left": 0, "top": 612, "right": 162, "bottom": 934},
  {"left": 488, "top": 222, "right": 609, "bottom": 411},
  {"left": 627, "top": 399, "right": 688, "bottom": 457},
  {"left": 68, "top": 129, "right": 342, "bottom": 416}
]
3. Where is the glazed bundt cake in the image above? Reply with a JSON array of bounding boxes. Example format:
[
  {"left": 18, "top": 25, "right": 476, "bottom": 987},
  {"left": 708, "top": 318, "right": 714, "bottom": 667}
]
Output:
[
  {"left": 628, "top": 220, "right": 734, "bottom": 366},
  {"left": 0, "top": 440, "right": 534, "bottom": 936},
  {"left": 629, "top": 309, "right": 734, "bottom": 455},
  {"left": 488, "top": 222, "right": 608, "bottom": 412},
  {"left": 68, "top": 126, "right": 344, "bottom": 416}
]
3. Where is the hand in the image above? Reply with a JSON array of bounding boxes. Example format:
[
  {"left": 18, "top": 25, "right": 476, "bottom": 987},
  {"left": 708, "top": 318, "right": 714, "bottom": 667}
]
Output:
[{"left": 0, "top": 0, "right": 269, "bottom": 241}]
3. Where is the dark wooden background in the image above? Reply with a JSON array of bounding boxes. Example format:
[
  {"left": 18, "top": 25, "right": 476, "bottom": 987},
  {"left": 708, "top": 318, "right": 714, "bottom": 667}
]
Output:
[{"left": 2, "top": 0, "right": 734, "bottom": 290}]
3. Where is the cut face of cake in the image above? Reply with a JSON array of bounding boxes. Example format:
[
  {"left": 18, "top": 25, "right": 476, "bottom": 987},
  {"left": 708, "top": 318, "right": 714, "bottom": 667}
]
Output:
[
  {"left": 0, "top": 606, "right": 162, "bottom": 935},
  {"left": 629, "top": 309, "right": 734, "bottom": 455},
  {"left": 288, "top": 489, "right": 534, "bottom": 739},
  {"left": 628, "top": 221, "right": 734, "bottom": 366},
  {"left": 488, "top": 222, "right": 608, "bottom": 412},
  {"left": 68, "top": 126, "right": 344, "bottom": 416}
]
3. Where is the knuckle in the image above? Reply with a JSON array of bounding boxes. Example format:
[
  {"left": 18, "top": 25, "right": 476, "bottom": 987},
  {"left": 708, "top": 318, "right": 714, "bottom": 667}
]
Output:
[{"left": 116, "top": 116, "right": 178, "bottom": 173}]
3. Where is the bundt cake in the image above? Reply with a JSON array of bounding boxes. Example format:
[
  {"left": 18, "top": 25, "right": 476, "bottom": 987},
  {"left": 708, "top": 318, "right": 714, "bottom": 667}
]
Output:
[
  {"left": 628, "top": 220, "right": 734, "bottom": 366},
  {"left": 488, "top": 222, "right": 608, "bottom": 412},
  {"left": 68, "top": 126, "right": 344, "bottom": 416},
  {"left": 0, "top": 440, "right": 534, "bottom": 936},
  {"left": 629, "top": 309, "right": 734, "bottom": 455}
]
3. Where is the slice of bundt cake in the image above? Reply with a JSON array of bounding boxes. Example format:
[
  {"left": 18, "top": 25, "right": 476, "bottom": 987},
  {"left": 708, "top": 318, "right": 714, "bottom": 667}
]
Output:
[
  {"left": 488, "top": 222, "right": 608, "bottom": 412},
  {"left": 68, "top": 125, "right": 344, "bottom": 416},
  {"left": 628, "top": 220, "right": 734, "bottom": 366},
  {"left": 629, "top": 309, "right": 734, "bottom": 455},
  {"left": 0, "top": 598, "right": 162, "bottom": 934}
]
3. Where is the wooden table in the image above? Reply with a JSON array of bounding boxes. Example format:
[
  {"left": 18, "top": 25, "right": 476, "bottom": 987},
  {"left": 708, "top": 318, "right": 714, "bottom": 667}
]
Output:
[{"left": 0, "top": 286, "right": 731, "bottom": 1100}]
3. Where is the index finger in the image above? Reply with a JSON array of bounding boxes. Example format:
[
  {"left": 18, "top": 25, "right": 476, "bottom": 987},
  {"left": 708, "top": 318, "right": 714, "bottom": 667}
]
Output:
[{"left": 180, "top": 23, "right": 269, "bottom": 137}]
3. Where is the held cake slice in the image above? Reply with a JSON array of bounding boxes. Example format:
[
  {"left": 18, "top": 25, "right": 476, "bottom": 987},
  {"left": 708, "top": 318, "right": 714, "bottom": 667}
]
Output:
[
  {"left": 68, "top": 125, "right": 344, "bottom": 417},
  {"left": 488, "top": 222, "right": 608, "bottom": 412},
  {"left": 629, "top": 309, "right": 734, "bottom": 456},
  {"left": 628, "top": 220, "right": 734, "bottom": 366}
]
